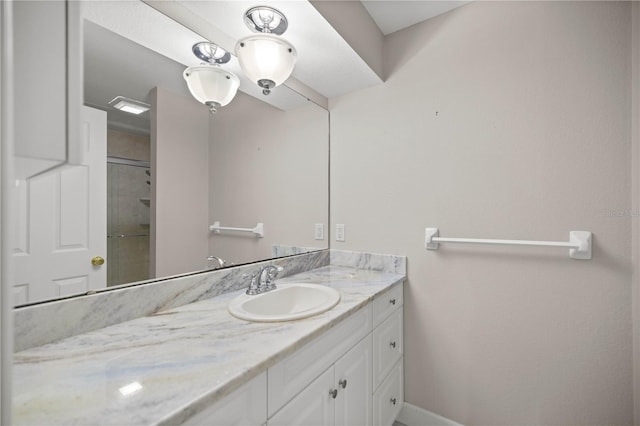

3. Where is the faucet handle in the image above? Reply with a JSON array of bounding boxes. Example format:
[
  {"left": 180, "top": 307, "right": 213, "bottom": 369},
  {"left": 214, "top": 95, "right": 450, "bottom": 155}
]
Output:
[
  {"left": 243, "top": 271, "right": 260, "bottom": 295},
  {"left": 263, "top": 265, "right": 283, "bottom": 291},
  {"left": 267, "top": 265, "right": 284, "bottom": 280}
]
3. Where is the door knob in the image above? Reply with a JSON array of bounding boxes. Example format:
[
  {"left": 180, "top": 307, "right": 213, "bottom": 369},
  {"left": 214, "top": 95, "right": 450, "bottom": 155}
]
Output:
[
  {"left": 91, "top": 256, "right": 105, "bottom": 266},
  {"left": 329, "top": 389, "right": 338, "bottom": 399}
]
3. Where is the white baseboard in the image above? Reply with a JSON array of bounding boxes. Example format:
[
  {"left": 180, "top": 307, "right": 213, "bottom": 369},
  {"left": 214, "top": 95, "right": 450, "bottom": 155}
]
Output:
[{"left": 397, "top": 402, "right": 464, "bottom": 426}]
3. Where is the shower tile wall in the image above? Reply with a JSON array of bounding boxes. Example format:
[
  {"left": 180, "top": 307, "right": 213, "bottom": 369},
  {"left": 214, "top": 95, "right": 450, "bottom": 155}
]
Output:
[
  {"left": 107, "top": 129, "right": 150, "bottom": 161},
  {"left": 107, "top": 129, "right": 151, "bottom": 286}
]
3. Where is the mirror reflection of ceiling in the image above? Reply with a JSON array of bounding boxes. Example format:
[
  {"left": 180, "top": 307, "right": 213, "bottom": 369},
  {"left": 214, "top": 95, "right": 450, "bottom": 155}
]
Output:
[
  {"left": 84, "top": 20, "right": 185, "bottom": 135},
  {"left": 82, "top": 0, "right": 471, "bottom": 133},
  {"left": 82, "top": 1, "right": 314, "bottom": 136}
]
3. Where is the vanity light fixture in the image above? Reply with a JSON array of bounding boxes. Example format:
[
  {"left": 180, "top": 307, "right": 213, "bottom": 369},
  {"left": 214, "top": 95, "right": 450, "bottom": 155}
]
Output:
[
  {"left": 235, "top": 6, "right": 297, "bottom": 95},
  {"left": 108, "top": 96, "right": 150, "bottom": 115},
  {"left": 183, "top": 42, "right": 240, "bottom": 114}
]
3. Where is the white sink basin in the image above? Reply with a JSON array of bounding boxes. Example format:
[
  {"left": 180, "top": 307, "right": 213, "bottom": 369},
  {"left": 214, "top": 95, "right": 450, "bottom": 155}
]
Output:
[{"left": 228, "top": 283, "right": 341, "bottom": 322}]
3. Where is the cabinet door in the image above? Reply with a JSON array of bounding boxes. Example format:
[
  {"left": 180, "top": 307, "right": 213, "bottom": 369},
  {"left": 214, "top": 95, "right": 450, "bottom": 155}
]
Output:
[
  {"left": 268, "top": 305, "right": 372, "bottom": 416},
  {"left": 334, "top": 334, "right": 373, "bottom": 426},
  {"left": 269, "top": 367, "right": 334, "bottom": 426}
]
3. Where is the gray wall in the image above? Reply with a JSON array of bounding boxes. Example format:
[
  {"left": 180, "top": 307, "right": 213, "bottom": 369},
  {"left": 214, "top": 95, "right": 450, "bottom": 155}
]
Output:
[
  {"left": 330, "top": 2, "right": 634, "bottom": 424},
  {"left": 151, "top": 87, "right": 210, "bottom": 278},
  {"left": 152, "top": 86, "right": 329, "bottom": 275},
  {"left": 632, "top": 3, "right": 640, "bottom": 424},
  {"left": 208, "top": 91, "right": 328, "bottom": 265}
]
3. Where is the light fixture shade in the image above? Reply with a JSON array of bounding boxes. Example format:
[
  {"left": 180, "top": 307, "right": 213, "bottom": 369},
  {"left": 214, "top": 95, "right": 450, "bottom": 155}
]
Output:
[
  {"left": 183, "top": 65, "right": 240, "bottom": 111},
  {"left": 235, "top": 33, "right": 297, "bottom": 89}
]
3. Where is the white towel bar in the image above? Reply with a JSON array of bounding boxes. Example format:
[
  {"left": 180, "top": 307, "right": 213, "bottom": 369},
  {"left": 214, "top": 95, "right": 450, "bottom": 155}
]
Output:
[
  {"left": 210, "top": 221, "right": 264, "bottom": 238},
  {"left": 424, "top": 228, "right": 592, "bottom": 260}
]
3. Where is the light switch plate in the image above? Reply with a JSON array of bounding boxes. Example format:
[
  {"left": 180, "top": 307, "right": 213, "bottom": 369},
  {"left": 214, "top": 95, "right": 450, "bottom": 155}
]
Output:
[
  {"left": 336, "top": 224, "right": 345, "bottom": 242},
  {"left": 315, "top": 223, "right": 324, "bottom": 240}
]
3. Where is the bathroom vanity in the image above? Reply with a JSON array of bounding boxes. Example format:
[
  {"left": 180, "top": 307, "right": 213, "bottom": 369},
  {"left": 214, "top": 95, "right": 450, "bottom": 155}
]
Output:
[
  {"left": 186, "top": 278, "right": 403, "bottom": 426},
  {"left": 12, "top": 251, "right": 406, "bottom": 426}
]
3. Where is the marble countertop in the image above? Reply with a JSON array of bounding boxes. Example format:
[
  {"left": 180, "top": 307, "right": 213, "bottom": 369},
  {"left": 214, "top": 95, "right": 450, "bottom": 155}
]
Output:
[{"left": 12, "top": 265, "right": 405, "bottom": 426}]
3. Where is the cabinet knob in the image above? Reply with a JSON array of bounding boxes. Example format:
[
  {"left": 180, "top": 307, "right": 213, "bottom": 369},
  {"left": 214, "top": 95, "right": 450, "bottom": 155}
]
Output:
[
  {"left": 329, "top": 389, "right": 338, "bottom": 399},
  {"left": 390, "top": 397, "right": 397, "bottom": 405},
  {"left": 390, "top": 341, "right": 397, "bottom": 348},
  {"left": 339, "top": 379, "right": 347, "bottom": 389},
  {"left": 389, "top": 298, "right": 396, "bottom": 305}
]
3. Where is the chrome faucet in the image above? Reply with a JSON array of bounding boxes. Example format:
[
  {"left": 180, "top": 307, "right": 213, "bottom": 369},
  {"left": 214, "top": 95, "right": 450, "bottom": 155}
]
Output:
[
  {"left": 207, "top": 255, "right": 226, "bottom": 269},
  {"left": 244, "top": 265, "right": 283, "bottom": 295},
  {"left": 260, "top": 265, "right": 283, "bottom": 292}
]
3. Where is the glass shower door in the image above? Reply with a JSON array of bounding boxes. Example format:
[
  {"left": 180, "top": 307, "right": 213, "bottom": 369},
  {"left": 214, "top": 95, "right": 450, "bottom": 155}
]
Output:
[{"left": 107, "top": 157, "right": 151, "bottom": 286}]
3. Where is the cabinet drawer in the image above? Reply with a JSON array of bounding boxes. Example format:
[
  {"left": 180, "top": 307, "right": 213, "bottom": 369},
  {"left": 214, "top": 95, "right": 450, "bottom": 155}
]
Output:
[
  {"left": 373, "top": 358, "right": 403, "bottom": 426},
  {"left": 372, "top": 283, "right": 403, "bottom": 327},
  {"left": 182, "top": 371, "right": 266, "bottom": 426},
  {"left": 268, "top": 304, "right": 373, "bottom": 417},
  {"left": 373, "top": 307, "right": 403, "bottom": 390}
]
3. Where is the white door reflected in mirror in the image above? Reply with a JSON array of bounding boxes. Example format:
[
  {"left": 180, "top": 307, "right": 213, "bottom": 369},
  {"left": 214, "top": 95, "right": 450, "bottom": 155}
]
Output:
[{"left": 12, "top": 107, "right": 107, "bottom": 305}]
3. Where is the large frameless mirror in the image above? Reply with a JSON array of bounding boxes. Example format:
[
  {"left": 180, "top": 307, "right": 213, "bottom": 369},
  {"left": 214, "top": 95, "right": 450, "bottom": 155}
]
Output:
[{"left": 11, "top": 0, "right": 328, "bottom": 306}]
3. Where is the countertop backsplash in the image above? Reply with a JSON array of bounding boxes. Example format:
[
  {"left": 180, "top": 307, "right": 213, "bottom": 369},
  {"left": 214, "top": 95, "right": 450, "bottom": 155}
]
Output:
[
  {"left": 13, "top": 249, "right": 406, "bottom": 352},
  {"left": 330, "top": 249, "right": 407, "bottom": 275},
  {"left": 13, "top": 250, "right": 330, "bottom": 351}
]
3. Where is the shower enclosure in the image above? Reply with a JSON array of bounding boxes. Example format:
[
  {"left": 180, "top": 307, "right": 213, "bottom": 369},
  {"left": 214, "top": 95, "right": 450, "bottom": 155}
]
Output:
[{"left": 107, "top": 157, "right": 151, "bottom": 286}]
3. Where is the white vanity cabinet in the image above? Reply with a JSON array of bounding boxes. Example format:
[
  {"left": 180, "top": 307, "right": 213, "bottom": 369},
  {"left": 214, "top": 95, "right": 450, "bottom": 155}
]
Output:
[
  {"left": 372, "top": 284, "right": 404, "bottom": 426},
  {"left": 269, "top": 334, "right": 373, "bottom": 426},
  {"left": 181, "top": 282, "right": 404, "bottom": 426},
  {"left": 268, "top": 282, "right": 404, "bottom": 426},
  {"left": 267, "top": 304, "right": 373, "bottom": 425}
]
